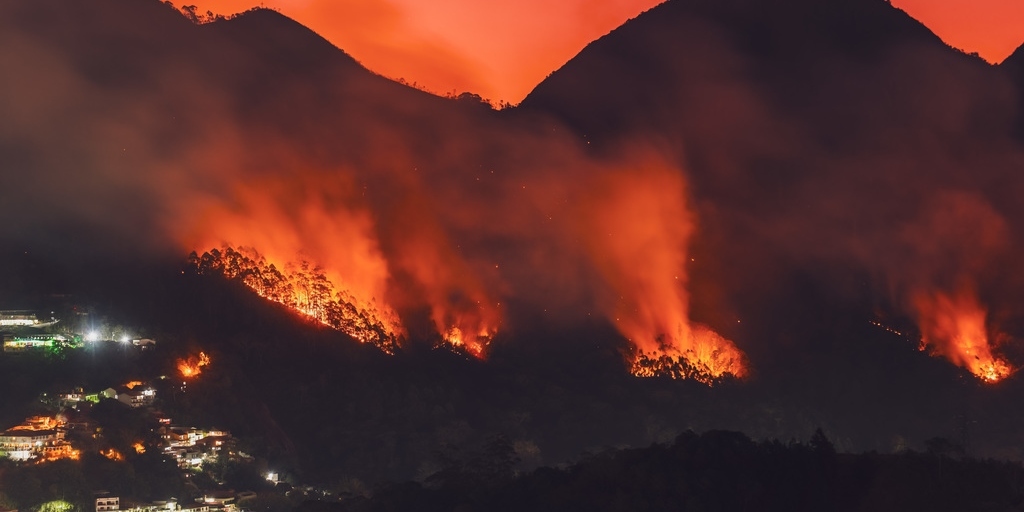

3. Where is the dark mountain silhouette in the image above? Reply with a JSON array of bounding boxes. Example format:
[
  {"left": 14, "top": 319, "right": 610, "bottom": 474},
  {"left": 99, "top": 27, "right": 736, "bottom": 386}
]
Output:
[
  {"left": 999, "top": 42, "right": 1024, "bottom": 137},
  {"left": 521, "top": 0, "right": 1000, "bottom": 143}
]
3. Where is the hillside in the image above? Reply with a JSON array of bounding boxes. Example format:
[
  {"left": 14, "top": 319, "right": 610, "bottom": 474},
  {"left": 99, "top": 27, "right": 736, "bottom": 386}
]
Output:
[{"left": 5, "top": 0, "right": 1024, "bottom": 499}]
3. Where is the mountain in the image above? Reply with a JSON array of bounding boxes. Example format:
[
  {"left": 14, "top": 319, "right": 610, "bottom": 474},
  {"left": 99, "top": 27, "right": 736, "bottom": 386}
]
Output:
[
  {"left": 520, "top": 0, "right": 1024, "bottom": 361},
  {"left": 0, "top": 0, "right": 500, "bottom": 259},
  {"left": 6, "top": 0, "right": 1024, "bottom": 491},
  {"left": 521, "top": 0, "right": 1002, "bottom": 143},
  {"left": 999, "top": 42, "right": 1024, "bottom": 137}
]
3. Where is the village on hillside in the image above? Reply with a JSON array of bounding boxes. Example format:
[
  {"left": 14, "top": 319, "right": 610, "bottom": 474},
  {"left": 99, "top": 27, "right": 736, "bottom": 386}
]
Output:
[{"left": 0, "top": 308, "right": 312, "bottom": 512}]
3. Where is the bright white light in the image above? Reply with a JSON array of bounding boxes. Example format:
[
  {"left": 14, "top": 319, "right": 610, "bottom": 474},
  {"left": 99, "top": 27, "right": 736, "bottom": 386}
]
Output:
[
  {"left": 85, "top": 331, "right": 100, "bottom": 342},
  {"left": 120, "top": 336, "right": 130, "bottom": 343}
]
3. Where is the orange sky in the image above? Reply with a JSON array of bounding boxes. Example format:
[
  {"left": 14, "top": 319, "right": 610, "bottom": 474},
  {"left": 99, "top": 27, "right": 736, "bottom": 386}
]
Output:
[{"left": 190, "top": 0, "right": 1024, "bottom": 104}]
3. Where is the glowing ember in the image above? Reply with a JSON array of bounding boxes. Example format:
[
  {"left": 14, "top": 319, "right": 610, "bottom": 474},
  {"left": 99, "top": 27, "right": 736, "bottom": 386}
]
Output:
[
  {"left": 132, "top": 442, "right": 146, "bottom": 454},
  {"left": 101, "top": 448, "right": 124, "bottom": 461},
  {"left": 40, "top": 447, "right": 79, "bottom": 463},
  {"left": 190, "top": 247, "right": 403, "bottom": 353},
  {"left": 178, "top": 351, "right": 211, "bottom": 379},
  {"left": 912, "top": 287, "right": 1013, "bottom": 383}
]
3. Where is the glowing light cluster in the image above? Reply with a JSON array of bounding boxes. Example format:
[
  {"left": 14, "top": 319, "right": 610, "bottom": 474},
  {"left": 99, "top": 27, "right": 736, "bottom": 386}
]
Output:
[
  {"left": 190, "top": 247, "right": 403, "bottom": 353},
  {"left": 913, "top": 288, "right": 1013, "bottom": 383},
  {"left": 178, "top": 351, "right": 211, "bottom": 379}
]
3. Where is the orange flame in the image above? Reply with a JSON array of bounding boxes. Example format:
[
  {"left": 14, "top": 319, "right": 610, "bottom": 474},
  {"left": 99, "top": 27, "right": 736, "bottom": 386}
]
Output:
[
  {"left": 581, "top": 162, "right": 747, "bottom": 384},
  {"left": 425, "top": 288, "right": 500, "bottom": 359},
  {"left": 191, "top": 246, "right": 404, "bottom": 352},
  {"left": 441, "top": 319, "right": 497, "bottom": 359},
  {"left": 629, "top": 324, "right": 748, "bottom": 383},
  {"left": 178, "top": 173, "right": 404, "bottom": 349},
  {"left": 425, "top": 292, "right": 501, "bottom": 358},
  {"left": 132, "top": 442, "right": 146, "bottom": 454},
  {"left": 101, "top": 448, "right": 124, "bottom": 461},
  {"left": 912, "top": 287, "right": 1012, "bottom": 383},
  {"left": 178, "top": 351, "right": 211, "bottom": 379}
]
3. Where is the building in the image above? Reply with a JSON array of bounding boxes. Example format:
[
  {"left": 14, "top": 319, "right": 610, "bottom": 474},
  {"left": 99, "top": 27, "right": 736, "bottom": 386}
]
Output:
[
  {"left": 118, "top": 501, "right": 209, "bottom": 512},
  {"left": 0, "top": 311, "right": 38, "bottom": 327},
  {"left": 116, "top": 387, "right": 156, "bottom": 408},
  {"left": 96, "top": 495, "right": 120, "bottom": 512},
  {"left": 160, "top": 426, "right": 240, "bottom": 469},
  {"left": 2, "top": 334, "right": 72, "bottom": 353},
  {"left": 132, "top": 338, "right": 157, "bottom": 349},
  {"left": 0, "top": 417, "right": 79, "bottom": 462},
  {"left": 200, "top": 492, "right": 237, "bottom": 512},
  {"left": 0, "top": 429, "right": 64, "bottom": 461}
]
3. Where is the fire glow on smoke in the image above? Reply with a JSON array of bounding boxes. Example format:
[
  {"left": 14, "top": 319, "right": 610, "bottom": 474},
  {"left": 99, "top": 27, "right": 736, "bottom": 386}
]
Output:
[
  {"left": 582, "top": 165, "right": 747, "bottom": 384},
  {"left": 190, "top": 247, "right": 496, "bottom": 358},
  {"left": 913, "top": 287, "right": 1013, "bottom": 383},
  {"left": 190, "top": 247, "right": 404, "bottom": 352},
  {"left": 183, "top": 160, "right": 750, "bottom": 381}
]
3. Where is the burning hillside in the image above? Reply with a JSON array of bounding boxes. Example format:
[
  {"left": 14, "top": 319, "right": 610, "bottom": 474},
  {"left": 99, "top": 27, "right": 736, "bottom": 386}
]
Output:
[
  {"left": 580, "top": 164, "right": 748, "bottom": 383},
  {"left": 188, "top": 246, "right": 500, "bottom": 359},
  {"left": 189, "top": 247, "right": 402, "bottom": 352},
  {"left": 913, "top": 287, "right": 1013, "bottom": 383}
]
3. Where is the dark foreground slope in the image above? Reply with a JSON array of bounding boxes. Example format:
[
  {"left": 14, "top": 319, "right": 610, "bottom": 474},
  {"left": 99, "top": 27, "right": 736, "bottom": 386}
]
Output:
[
  {"left": 5, "top": 252, "right": 1024, "bottom": 490},
  {"left": 314, "top": 430, "right": 1024, "bottom": 512}
]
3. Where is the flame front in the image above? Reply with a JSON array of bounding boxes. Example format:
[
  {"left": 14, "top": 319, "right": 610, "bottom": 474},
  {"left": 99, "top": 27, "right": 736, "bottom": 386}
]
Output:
[
  {"left": 178, "top": 351, "right": 211, "bottom": 379},
  {"left": 581, "top": 163, "right": 747, "bottom": 384},
  {"left": 912, "top": 287, "right": 1012, "bottom": 383},
  {"left": 192, "top": 246, "right": 403, "bottom": 352},
  {"left": 441, "top": 316, "right": 498, "bottom": 359},
  {"left": 629, "top": 324, "right": 747, "bottom": 383}
]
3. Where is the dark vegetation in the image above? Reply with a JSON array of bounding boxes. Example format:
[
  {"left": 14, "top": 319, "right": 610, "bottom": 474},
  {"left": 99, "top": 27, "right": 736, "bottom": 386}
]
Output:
[{"left": 312, "top": 429, "right": 1024, "bottom": 512}]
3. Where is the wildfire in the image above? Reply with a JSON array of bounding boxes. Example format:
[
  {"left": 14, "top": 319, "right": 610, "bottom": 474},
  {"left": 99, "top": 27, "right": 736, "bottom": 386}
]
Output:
[
  {"left": 190, "top": 247, "right": 403, "bottom": 353},
  {"left": 582, "top": 163, "right": 748, "bottom": 384},
  {"left": 628, "top": 323, "right": 747, "bottom": 384},
  {"left": 442, "top": 325, "right": 494, "bottom": 359},
  {"left": 433, "top": 300, "right": 500, "bottom": 359},
  {"left": 178, "top": 351, "right": 211, "bottom": 379},
  {"left": 40, "top": 447, "right": 79, "bottom": 463},
  {"left": 101, "top": 448, "right": 124, "bottom": 461},
  {"left": 912, "top": 287, "right": 1013, "bottom": 383},
  {"left": 9, "top": 416, "right": 61, "bottom": 431},
  {"left": 133, "top": 442, "right": 146, "bottom": 454}
]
